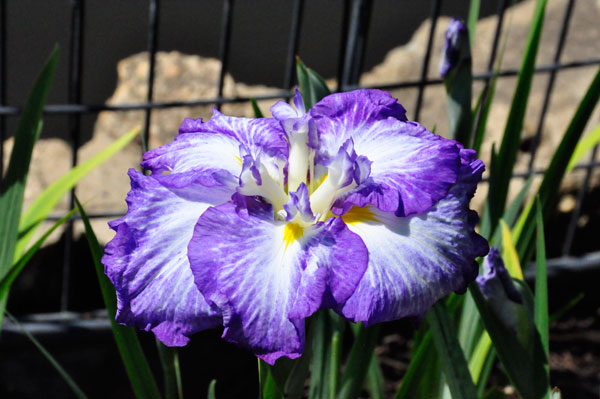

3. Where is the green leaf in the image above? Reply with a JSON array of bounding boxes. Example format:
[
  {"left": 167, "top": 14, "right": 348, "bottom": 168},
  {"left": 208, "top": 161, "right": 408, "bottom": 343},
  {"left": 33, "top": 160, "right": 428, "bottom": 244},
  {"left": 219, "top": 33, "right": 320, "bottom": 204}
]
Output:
[
  {"left": 487, "top": 0, "right": 547, "bottom": 235},
  {"left": 267, "top": 348, "right": 310, "bottom": 398},
  {"left": 457, "top": 291, "right": 482, "bottom": 359},
  {"left": 467, "top": 0, "right": 479, "bottom": 48},
  {"left": 477, "top": 348, "right": 497, "bottom": 397},
  {"left": 490, "top": 175, "right": 534, "bottom": 247},
  {"left": 0, "top": 46, "right": 58, "bottom": 278},
  {"left": 534, "top": 196, "right": 549, "bottom": 356},
  {"left": 534, "top": 196, "right": 550, "bottom": 398},
  {"left": 468, "top": 330, "right": 491, "bottom": 384},
  {"left": 251, "top": 97, "right": 264, "bottom": 118},
  {"left": 296, "top": 58, "right": 331, "bottom": 111},
  {"left": 395, "top": 330, "right": 440, "bottom": 399},
  {"left": 365, "top": 353, "right": 385, "bottom": 399},
  {"left": 500, "top": 220, "right": 524, "bottom": 280},
  {"left": 4, "top": 310, "right": 88, "bottom": 399},
  {"left": 472, "top": 74, "right": 497, "bottom": 154},
  {"left": 514, "top": 67, "right": 600, "bottom": 262},
  {"left": 471, "top": 35, "right": 506, "bottom": 154},
  {"left": 15, "top": 126, "right": 141, "bottom": 259},
  {"left": 207, "top": 380, "right": 217, "bottom": 399},
  {"left": 308, "top": 310, "right": 330, "bottom": 399},
  {"left": 156, "top": 342, "right": 183, "bottom": 399},
  {"left": 337, "top": 323, "right": 380, "bottom": 399},
  {"left": 0, "top": 207, "right": 78, "bottom": 293},
  {"left": 566, "top": 123, "right": 600, "bottom": 172},
  {"left": 329, "top": 312, "right": 345, "bottom": 398},
  {"left": 426, "top": 302, "right": 477, "bottom": 399},
  {"left": 75, "top": 197, "right": 161, "bottom": 399},
  {"left": 259, "top": 360, "right": 283, "bottom": 399},
  {"left": 268, "top": 316, "right": 314, "bottom": 399},
  {"left": 470, "top": 284, "right": 548, "bottom": 398}
]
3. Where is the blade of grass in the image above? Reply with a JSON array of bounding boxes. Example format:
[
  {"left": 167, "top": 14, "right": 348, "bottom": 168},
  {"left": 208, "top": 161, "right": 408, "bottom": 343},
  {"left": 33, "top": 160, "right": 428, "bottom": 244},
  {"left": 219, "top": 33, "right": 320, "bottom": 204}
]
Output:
[
  {"left": 4, "top": 310, "right": 88, "bottom": 399},
  {"left": 457, "top": 291, "right": 482, "bottom": 360},
  {"left": 251, "top": 97, "right": 265, "bottom": 118},
  {"left": 365, "top": 352, "right": 385, "bottom": 399},
  {"left": 472, "top": 13, "right": 509, "bottom": 153},
  {"left": 395, "top": 330, "right": 440, "bottom": 399},
  {"left": 0, "top": 207, "right": 78, "bottom": 293},
  {"left": 477, "top": 348, "right": 496, "bottom": 397},
  {"left": 207, "top": 380, "right": 217, "bottom": 399},
  {"left": 467, "top": 0, "right": 479, "bottom": 48},
  {"left": 566, "top": 123, "right": 600, "bottom": 172},
  {"left": 514, "top": 67, "right": 600, "bottom": 262},
  {"left": 75, "top": 197, "right": 161, "bottom": 399},
  {"left": 259, "top": 360, "right": 283, "bottom": 399},
  {"left": 500, "top": 220, "right": 524, "bottom": 280},
  {"left": 15, "top": 126, "right": 140, "bottom": 259},
  {"left": 534, "top": 196, "right": 550, "bottom": 399},
  {"left": 0, "top": 46, "right": 58, "bottom": 278},
  {"left": 156, "top": 342, "right": 183, "bottom": 399},
  {"left": 468, "top": 330, "right": 491, "bottom": 384},
  {"left": 329, "top": 311, "right": 345, "bottom": 398},
  {"left": 0, "top": 47, "right": 59, "bottom": 330},
  {"left": 308, "top": 310, "right": 330, "bottom": 399},
  {"left": 268, "top": 317, "right": 313, "bottom": 399},
  {"left": 337, "top": 323, "right": 380, "bottom": 399},
  {"left": 490, "top": 176, "right": 533, "bottom": 247},
  {"left": 427, "top": 302, "right": 477, "bottom": 399},
  {"left": 487, "top": 0, "right": 547, "bottom": 234},
  {"left": 296, "top": 58, "right": 331, "bottom": 111}
]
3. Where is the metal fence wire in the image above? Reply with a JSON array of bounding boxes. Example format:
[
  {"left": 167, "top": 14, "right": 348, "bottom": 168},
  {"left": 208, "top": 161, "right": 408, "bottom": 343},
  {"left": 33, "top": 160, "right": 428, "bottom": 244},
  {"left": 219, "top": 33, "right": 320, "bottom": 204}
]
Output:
[{"left": 1, "top": 0, "right": 600, "bottom": 330}]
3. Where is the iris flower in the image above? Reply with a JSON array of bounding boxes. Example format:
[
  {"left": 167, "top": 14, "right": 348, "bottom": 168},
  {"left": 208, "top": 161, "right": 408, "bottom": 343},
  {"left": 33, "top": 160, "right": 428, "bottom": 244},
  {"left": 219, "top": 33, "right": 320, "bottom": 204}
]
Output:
[
  {"left": 439, "top": 18, "right": 470, "bottom": 78},
  {"left": 477, "top": 247, "right": 524, "bottom": 333},
  {"left": 102, "top": 89, "right": 488, "bottom": 364}
]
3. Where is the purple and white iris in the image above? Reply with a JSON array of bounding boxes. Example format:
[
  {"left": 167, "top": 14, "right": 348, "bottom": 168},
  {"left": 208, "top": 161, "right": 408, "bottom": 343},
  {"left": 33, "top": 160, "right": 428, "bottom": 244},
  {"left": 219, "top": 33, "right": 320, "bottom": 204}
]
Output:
[{"left": 102, "top": 89, "right": 488, "bottom": 364}]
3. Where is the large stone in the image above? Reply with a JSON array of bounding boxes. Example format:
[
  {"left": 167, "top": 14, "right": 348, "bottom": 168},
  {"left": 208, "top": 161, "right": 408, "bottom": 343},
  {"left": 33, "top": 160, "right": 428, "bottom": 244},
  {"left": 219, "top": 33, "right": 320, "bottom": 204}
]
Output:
[
  {"left": 4, "top": 0, "right": 599, "bottom": 245},
  {"left": 360, "top": 0, "right": 600, "bottom": 210}
]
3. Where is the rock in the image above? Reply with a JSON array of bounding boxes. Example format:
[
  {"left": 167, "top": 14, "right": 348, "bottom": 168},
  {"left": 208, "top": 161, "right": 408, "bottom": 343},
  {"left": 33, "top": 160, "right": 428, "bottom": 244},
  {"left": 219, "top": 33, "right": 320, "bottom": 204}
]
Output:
[
  {"left": 359, "top": 0, "right": 600, "bottom": 210},
  {"left": 73, "top": 51, "right": 280, "bottom": 243},
  {"left": 4, "top": 0, "right": 599, "bottom": 246}
]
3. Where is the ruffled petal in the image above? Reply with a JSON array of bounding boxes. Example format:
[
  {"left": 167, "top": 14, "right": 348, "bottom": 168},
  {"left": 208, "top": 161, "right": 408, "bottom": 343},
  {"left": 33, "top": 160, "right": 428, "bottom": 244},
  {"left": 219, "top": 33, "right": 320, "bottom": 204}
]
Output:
[
  {"left": 180, "top": 109, "right": 288, "bottom": 159},
  {"left": 102, "top": 170, "right": 233, "bottom": 346},
  {"left": 142, "top": 110, "right": 288, "bottom": 180},
  {"left": 188, "top": 195, "right": 367, "bottom": 364},
  {"left": 311, "top": 90, "right": 460, "bottom": 216},
  {"left": 310, "top": 89, "right": 406, "bottom": 158},
  {"left": 339, "top": 148, "right": 488, "bottom": 325}
]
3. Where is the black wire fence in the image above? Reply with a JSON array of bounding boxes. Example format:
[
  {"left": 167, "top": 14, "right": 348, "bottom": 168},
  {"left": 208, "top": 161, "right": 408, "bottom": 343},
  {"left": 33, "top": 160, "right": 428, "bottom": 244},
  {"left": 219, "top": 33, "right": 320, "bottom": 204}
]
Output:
[{"left": 1, "top": 0, "right": 599, "bottom": 330}]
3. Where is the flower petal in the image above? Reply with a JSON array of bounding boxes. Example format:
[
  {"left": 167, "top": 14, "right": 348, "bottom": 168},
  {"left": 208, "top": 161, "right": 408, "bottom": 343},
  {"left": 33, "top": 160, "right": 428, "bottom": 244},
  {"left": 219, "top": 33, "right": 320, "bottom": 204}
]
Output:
[
  {"left": 339, "top": 149, "right": 488, "bottom": 325},
  {"left": 312, "top": 90, "right": 460, "bottom": 216},
  {"left": 188, "top": 195, "right": 367, "bottom": 364},
  {"left": 102, "top": 170, "right": 233, "bottom": 346},
  {"left": 142, "top": 110, "right": 288, "bottom": 180}
]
